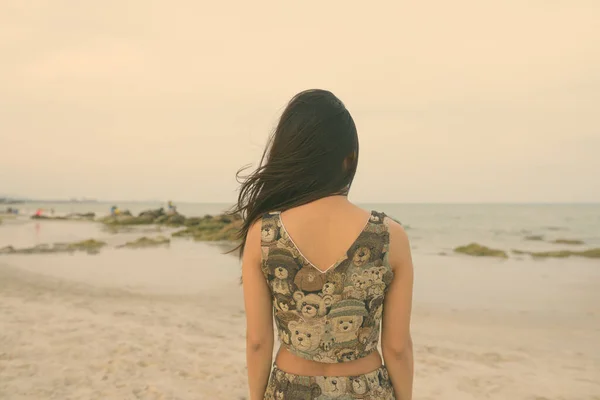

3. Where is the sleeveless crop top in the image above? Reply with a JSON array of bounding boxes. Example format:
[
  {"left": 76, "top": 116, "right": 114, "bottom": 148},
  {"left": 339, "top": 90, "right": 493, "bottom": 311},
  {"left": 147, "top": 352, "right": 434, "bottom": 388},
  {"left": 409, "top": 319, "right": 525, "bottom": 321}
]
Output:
[{"left": 260, "top": 210, "right": 393, "bottom": 363}]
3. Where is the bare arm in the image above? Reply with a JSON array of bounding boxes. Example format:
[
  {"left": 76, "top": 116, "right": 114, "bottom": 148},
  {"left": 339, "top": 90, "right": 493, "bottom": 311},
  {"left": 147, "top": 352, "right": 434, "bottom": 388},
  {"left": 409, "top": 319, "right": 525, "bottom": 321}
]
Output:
[
  {"left": 242, "top": 220, "right": 275, "bottom": 400},
  {"left": 381, "top": 219, "right": 414, "bottom": 400}
]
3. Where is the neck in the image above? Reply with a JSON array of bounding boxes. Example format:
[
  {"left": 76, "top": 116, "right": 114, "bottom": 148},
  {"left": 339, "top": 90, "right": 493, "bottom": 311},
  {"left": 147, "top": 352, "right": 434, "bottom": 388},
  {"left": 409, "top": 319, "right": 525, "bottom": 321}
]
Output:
[{"left": 313, "top": 194, "right": 350, "bottom": 206}]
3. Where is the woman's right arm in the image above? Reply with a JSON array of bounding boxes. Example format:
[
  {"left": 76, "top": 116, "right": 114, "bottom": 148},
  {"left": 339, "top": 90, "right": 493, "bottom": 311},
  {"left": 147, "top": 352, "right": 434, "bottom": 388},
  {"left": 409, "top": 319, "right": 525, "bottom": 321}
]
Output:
[{"left": 381, "top": 220, "right": 414, "bottom": 400}]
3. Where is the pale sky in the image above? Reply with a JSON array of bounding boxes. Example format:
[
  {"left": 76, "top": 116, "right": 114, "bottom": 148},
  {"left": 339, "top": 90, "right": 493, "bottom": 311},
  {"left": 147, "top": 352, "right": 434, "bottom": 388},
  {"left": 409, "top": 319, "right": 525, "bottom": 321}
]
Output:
[{"left": 1, "top": 1, "right": 599, "bottom": 203}]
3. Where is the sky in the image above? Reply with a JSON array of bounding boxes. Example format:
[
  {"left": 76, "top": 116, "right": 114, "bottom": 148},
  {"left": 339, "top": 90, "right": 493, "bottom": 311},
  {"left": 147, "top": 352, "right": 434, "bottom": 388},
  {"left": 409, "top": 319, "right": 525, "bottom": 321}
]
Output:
[{"left": 1, "top": 1, "right": 599, "bottom": 203}]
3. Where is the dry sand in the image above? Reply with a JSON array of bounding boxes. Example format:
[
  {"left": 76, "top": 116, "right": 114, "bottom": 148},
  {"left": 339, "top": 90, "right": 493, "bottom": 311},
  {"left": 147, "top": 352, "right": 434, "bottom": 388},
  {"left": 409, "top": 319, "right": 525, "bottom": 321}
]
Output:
[{"left": 0, "top": 247, "right": 599, "bottom": 399}]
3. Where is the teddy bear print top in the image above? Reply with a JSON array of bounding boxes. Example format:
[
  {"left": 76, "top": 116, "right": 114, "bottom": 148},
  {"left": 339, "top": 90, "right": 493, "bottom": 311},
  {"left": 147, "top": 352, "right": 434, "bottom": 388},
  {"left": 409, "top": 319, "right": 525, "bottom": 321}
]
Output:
[{"left": 260, "top": 210, "right": 394, "bottom": 364}]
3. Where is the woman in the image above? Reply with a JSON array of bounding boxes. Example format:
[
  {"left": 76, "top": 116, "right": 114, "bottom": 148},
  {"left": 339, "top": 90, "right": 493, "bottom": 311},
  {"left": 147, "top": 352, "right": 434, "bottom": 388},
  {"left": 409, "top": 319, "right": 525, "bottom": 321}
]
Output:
[{"left": 232, "top": 89, "right": 414, "bottom": 399}]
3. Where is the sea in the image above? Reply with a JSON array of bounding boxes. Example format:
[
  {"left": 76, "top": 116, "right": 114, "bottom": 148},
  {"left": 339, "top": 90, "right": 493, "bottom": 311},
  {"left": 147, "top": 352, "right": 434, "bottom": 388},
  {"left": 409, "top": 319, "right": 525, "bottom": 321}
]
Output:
[
  {"left": 1, "top": 202, "right": 599, "bottom": 321},
  {"left": 2, "top": 201, "right": 599, "bottom": 257}
]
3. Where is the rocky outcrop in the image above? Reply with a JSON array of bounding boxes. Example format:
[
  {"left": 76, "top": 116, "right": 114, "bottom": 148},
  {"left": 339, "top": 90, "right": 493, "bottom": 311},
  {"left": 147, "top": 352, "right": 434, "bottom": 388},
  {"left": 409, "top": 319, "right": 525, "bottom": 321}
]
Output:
[
  {"left": 523, "top": 236, "right": 585, "bottom": 246},
  {"left": 100, "top": 208, "right": 190, "bottom": 227},
  {"left": 65, "top": 239, "right": 107, "bottom": 253},
  {"left": 99, "top": 215, "right": 155, "bottom": 225},
  {"left": 117, "top": 236, "right": 170, "bottom": 249},
  {"left": 31, "top": 213, "right": 96, "bottom": 221},
  {"left": 511, "top": 248, "right": 599, "bottom": 259},
  {"left": 172, "top": 214, "right": 242, "bottom": 242},
  {"left": 31, "top": 215, "right": 67, "bottom": 220},
  {"left": 454, "top": 243, "right": 508, "bottom": 258},
  {"left": 99, "top": 208, "right": 242, "bottom": 242},
  {"left": 552, "top": 239, "right": 585, "bottom": 245},
  {"left": 0, "top": 239, "right": 107, "bottom": 255},
  {"left": 68, "top": 212, "right": 96, "bottom": 219},
  {"left": 0, "top": 245, "right": 15, "bottom": 254},
  {"left": 139, "top": 208, "right": 166, "bottom": 220}
]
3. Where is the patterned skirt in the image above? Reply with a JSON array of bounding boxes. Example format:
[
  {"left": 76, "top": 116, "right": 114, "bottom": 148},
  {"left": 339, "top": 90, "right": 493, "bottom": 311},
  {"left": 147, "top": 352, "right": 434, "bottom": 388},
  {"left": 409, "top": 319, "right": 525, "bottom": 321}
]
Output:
[{"left": 264, "top": 364, "right": 395, "bottom": 399}]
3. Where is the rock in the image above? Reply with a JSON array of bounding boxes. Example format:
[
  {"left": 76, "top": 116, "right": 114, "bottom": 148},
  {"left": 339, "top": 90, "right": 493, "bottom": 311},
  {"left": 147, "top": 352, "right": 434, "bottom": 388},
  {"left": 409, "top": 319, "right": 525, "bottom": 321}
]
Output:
[
  {"left": 511, "top": 248, "right": 600, "bottom": 259},
  {"left": 66, "top": 239, "right": 107, "bottom": 254},
  {"left": 117, "top": 236, "right": 170, "bottom": 249},
  {"left": 133, "top": 216, "right": 155, "bottom": 225},
  {"left": 184, "top": 217, "right": 203, "bottom": 226},
  {"left": 52, "top": 243, "right": 72, "bottom": 252},
  {"left": 0, "top": 239, "right": 107, "bottom": 255},
  {"left": 65, "top": 212, "right": 96, "bottom": 220},
  {"left": 100, "top": 208, "right": 185, "bottom": 227},
  {"left": 219, "top": 215, "right": 233, "bottom": 224},
  {"left": 580, "top": 248, "right": 600, "bottom": 258},
  {"left": 166, "top": 214, "right": 186, "bottom": 226},
  {"left": 139, "top": 208, "right": 165, "bottom": 219},
  {"left": 0, "top": 246, "right": 15, "bottom": 254},
  {"left": 100, "top": 215, "right": 154, "bottom": 225},
  {"left": 17, "top": 244, "right": 53, "bottom": 254},
  {"left": 529, "top": 250, "right": 573, "bottom": 258},
  {"left": 153, "top": 215, "right": 169, "bottom": 224},
  {"left": 553, "top": 239, "right": 585, "bottom": 245},
  {"left": 98, "top": 209, "right": 244, "bottom": 241},
  {"left": 31, "top": 215, "right": 67, "bottom": 220},
  {"left": 454, "top": 243, "right": 508, "bottom": 258},
  {"left": 524, "top": 235, "right": 544, "bottom": 241},
  {"left": 172, "top": 214, "right": 242, "bottom": 242},
  {"left": 172, "top": 228, "right": 193, "bottom": 238},
  {"left": 31, "top": 213, "right": 95, "bottom": 221}
]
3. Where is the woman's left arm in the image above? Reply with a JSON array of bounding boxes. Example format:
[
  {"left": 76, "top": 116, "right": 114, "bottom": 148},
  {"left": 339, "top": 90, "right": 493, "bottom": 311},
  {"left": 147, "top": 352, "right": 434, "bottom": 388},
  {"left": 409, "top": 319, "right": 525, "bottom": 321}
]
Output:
[{"left": 242, "top": 220, "right": 274, "bottom": 400}]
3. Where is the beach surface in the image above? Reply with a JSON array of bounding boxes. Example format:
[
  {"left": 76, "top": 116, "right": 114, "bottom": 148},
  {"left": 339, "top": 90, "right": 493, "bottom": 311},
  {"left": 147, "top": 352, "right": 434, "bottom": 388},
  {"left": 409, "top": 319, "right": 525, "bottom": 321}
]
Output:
[{"left": 1, "top": 231, "right": 599, "bottom": 399}]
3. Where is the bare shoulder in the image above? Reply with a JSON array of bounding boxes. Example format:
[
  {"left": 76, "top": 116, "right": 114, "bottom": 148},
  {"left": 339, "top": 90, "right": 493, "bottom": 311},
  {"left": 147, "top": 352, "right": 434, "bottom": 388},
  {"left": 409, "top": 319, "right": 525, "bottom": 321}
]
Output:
[
  {"left": 384, "top": 216, "right": 409, "bottom": 244},
  {"left": 248, "top": 217, "right": 263, "bottom": 239},
  {"left": 243, "top": 217, "right": 263, "bottom": 264},
  {"left": 383, "top": 216, "right": 412, "bottom": 273}
]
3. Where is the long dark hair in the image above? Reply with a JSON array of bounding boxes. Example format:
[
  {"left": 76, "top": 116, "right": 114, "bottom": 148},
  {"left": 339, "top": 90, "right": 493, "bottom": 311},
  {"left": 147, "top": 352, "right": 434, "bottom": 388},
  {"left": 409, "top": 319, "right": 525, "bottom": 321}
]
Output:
[{"left": 229, "top": 89, "right": 359, "bottom": 258}]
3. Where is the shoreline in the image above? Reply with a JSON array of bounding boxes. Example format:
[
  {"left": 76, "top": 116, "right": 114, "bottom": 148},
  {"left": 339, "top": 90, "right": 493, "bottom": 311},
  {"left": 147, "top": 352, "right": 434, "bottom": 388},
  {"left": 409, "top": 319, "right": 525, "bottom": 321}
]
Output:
[{"left": 1, "top": 207, "right": 599, "bottom": 260}]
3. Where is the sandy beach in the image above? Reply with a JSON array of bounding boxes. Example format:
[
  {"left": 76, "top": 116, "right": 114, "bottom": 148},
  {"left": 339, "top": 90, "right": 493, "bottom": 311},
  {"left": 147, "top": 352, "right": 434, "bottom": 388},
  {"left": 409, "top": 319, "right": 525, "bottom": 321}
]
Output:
[{"left": 1, "top": 231, "right": 599, "bottom": 400}]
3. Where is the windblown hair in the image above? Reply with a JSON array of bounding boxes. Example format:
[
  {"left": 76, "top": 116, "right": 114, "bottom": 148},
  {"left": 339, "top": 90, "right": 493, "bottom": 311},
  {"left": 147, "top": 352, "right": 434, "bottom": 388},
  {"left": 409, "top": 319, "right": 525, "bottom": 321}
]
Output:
[{"left": 229, "top": 89, "right": 359, "bottom": 258}]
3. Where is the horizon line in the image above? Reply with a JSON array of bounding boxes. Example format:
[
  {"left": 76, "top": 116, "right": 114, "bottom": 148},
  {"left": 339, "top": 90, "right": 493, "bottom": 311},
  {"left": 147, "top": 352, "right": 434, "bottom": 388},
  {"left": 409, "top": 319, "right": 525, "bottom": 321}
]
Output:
[{"left": 8, "top": 198, "right": 600, "bottom": 206}]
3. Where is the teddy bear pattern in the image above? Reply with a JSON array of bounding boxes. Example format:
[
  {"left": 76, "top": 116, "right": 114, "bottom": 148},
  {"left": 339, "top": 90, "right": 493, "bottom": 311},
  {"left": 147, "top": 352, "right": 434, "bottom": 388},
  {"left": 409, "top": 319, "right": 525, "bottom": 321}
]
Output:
[
  {"left": 264, "top": 366, "right": 395, "bottom": 400},
  {"left": 260, "top": 210, "right": 395, "bottom": 364}
]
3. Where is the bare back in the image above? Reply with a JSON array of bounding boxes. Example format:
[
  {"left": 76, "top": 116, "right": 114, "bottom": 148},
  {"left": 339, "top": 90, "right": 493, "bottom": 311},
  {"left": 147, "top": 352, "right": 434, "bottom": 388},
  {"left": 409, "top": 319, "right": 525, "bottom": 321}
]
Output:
[{"left": 278, "top": 198, "right": 373, "bottom": 274}]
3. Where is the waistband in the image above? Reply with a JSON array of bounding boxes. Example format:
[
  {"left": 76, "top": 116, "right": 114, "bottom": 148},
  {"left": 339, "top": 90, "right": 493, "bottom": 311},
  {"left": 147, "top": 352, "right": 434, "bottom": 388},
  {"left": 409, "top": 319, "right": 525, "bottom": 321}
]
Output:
[
  {"left": 268, "top": 363, "right": 394, "bottom": 398},
  {"left": 272, "top": 363, "right": 389, "bottom": 379}
]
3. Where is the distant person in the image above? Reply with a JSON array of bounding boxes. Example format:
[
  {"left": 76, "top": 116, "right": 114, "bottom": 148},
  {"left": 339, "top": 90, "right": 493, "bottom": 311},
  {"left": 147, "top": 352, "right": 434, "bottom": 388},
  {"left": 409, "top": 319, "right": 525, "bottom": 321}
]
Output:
[
  {"left": 167, "top": 200, "right": 177, "bottom": 215},
  {"left": 232, "top": 89, "right": 414, "bottom": 399},
  {"left": 110, "top": 205, "right": 120, "bottom": 216}
]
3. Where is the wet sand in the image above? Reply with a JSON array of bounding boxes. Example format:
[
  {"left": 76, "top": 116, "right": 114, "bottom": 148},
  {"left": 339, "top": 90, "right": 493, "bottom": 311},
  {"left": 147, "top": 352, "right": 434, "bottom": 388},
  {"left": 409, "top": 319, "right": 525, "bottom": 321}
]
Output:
[{"left": 1, "top": 243, "right": 599, "bottom": 399}]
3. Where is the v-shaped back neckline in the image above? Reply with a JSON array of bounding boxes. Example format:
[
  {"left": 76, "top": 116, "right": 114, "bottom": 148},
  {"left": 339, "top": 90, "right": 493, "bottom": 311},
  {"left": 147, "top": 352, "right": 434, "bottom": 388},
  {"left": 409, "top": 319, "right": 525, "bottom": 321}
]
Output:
[{"left": 277, "top": 210, "right": 374, "bottom": 274}]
